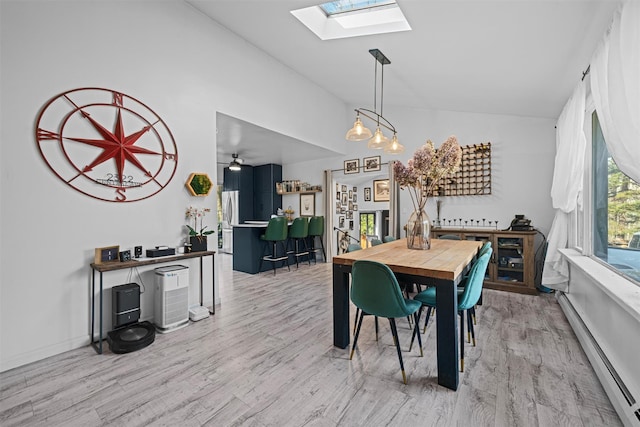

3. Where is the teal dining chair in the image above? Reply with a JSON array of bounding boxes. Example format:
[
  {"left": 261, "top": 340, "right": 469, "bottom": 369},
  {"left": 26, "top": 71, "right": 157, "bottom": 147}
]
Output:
[
  {"left": 371, "top": 238, "right": 383, "bottom": 246},
  {"left": 410, "top": 250, "right": 491, "bottom": 372},
  {"left": 383, "top": 235, "right": 396, "bottom": 243},
  {"left": 350, "top": 260, "right": 424, "bottom": 384}
]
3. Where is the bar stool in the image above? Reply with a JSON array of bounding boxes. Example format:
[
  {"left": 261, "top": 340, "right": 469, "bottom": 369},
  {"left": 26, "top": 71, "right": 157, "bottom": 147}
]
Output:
[
  {"left": 288, "top": 217, "right": 310, "bottom": 268},
  {"left": 308, "top": 216, "right": 326, "bottom": 262},
  {"left": 259, "top": 217, "right": 290, "bottom": 275}
]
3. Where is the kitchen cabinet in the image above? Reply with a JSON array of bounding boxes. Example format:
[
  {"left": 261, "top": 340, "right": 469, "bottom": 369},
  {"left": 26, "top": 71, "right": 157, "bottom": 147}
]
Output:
[{"left": 253, "top": 164, "right": 282, "bottom": 221}]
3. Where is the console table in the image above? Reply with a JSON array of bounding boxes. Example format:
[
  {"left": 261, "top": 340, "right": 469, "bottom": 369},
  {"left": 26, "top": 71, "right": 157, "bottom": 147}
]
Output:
[{"left": 90, "top": 250, "right": 215, "bottom": 354}]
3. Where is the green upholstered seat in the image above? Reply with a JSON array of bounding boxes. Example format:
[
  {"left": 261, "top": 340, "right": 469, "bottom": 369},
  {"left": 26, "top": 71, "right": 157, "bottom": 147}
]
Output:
[
  {"left": 347, "top": 243, "right": 362, "bottom": 252},
  {"left": 308, "top": 216, "right": 326, "bottom": 262},
  {"left": 259, "top": 217, "right": 290, "bottom": 275},
  {"left": 411, "top": 250, "right": 492, "bottom": 372},
  {"left": 288, "top": 217, "right": 310, "bottom": 268},
  {"left": 350, "top": 260, "right": 423, "bottom": 384},
  {"left": 383, "top": 235, "right": 396, "bottom": 243},
  {"left": 371, "top": 238, "right": 383, "bottom": 246}
]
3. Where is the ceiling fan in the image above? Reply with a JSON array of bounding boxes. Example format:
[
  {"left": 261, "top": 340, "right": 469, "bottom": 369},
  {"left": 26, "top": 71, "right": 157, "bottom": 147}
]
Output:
[{"left": 216, "top": 153, "right": 244, "bottom": 171}]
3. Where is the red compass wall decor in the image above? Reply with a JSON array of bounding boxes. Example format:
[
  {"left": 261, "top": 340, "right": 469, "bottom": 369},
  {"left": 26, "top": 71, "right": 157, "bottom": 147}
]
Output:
[{"left": 35, "top": 87, "right": 178, "bottom": 202}]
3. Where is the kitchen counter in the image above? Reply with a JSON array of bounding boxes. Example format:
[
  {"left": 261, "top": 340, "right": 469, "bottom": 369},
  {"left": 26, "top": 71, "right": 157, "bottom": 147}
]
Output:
[{"left": 231, "top": 220, "right": 302, "bottom": 273}]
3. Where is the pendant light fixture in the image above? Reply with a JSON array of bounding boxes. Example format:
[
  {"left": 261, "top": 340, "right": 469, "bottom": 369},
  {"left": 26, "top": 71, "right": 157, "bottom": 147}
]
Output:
[
  {"left": 228, "top": 153, "right": 242, "bottom": 171},
  {"left": 345, "top": 48, "right": 404, "bottom": 154}
]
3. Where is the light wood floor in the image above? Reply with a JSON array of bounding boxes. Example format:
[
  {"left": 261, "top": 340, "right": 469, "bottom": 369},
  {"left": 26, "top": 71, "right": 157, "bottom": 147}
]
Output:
[{"left": 0, "top": 254, "right": 621, "bottom": 426}]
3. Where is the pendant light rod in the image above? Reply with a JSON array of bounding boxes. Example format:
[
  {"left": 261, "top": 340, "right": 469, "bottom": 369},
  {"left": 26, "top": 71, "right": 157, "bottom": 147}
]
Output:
[{"left": 354, "top": 108, "right": 396, "bottom": 134}]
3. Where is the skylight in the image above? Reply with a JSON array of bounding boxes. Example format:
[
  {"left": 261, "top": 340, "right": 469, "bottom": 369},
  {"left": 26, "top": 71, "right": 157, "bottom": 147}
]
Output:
[
  {"left": 319, "top": 0, "right": 396, "bottom": 16},
  {"left": 291, "top": 0, "right": 410, "bottom": 41}
]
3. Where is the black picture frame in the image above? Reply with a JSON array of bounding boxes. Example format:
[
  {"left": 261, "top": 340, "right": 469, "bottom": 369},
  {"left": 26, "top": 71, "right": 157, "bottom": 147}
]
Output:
[
  {"left": 363, "top": 155, "right": 381, "bottom": 172},
  {"left": 373, "top": 179, "right": 390, "bottom": 202},
  {"left": 364, "top": 187, "right": 372, "bottom": 202},
  {"left": 344, "top": 159, "right": 359, "bottom": 174}
]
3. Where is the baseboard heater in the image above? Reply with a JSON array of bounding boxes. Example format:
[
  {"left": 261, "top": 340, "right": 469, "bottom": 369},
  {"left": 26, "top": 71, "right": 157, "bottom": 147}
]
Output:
[{"left": 558, "top": 292, "right": 640, "bottom": 425}]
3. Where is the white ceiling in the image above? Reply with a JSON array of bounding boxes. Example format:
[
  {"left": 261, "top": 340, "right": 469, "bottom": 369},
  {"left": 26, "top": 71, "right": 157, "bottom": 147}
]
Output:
[{"left": 192, "top": 0, "right": 619, "bottom": 165}]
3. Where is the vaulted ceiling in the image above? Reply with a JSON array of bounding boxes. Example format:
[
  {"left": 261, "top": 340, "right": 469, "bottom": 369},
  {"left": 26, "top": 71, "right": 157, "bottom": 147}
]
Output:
[{"left": 190, "top": 0, "right": 619, "bottom": 165}]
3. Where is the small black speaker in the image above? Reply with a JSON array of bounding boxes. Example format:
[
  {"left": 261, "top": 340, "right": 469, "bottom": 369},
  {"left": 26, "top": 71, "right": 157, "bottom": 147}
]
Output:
[{"left": 112, "top": 283, "right": 140, "bottom": 328}]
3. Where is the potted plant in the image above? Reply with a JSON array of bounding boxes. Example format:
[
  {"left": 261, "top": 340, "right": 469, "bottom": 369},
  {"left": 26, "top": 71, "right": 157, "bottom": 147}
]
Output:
[{"left": 186, "top": 206, "right": 214, "bottom": 252}]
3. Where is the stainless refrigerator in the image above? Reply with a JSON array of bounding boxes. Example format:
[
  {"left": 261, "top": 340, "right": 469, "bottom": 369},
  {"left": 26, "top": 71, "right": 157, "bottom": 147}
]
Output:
[{"left": 221, "top": 190, "right": 239, "bottom": 253}]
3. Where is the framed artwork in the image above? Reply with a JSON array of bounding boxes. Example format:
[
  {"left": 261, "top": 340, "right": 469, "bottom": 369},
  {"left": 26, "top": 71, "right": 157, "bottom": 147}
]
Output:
[
  {"left": 363, "top": 155, "right": 381, "bottom": 172},
  {"left": 346, "top": 211, "right": 353, "bottom": 219},
  {"left": 349, "top": 220, "right": 354, "bottom": 230},
  {"left": 336, "top": 183, "right": 339, "bottom": 192},
  {"left": 339, "top": 216, "right": 345, "bottom": 228},
  {"left": 373, "top": 179, "right": 390, "bottom": 202},
  {"left": 342, "top": 185, "right": 347, "bottom": 192},
  {"left": 348, "top": 201, "right": 354, "bottom": 211},
  {"left": 300, "top": 193, "right": 315, "bottom": 217},
  {"left": 353, "top": 203, "right": 358, "bottom": 211},
  {"left": 336, "top": 191, "right": 341, "bottom": 201},
  {"left": 344, "top": 159, "right": 359, "bottom": 174},
  {"left": 348, "top": 190, "right": 353, "bottom": 199},
  {"left": 353, "top": 186, "right": 357, "bottom": 192},
  {"left": 353, "top": 194, "right": 357, "bottom": 203},
  {"left": 336, "top": 206, "right": 341, "bottom": 215},
  {"left": 341, "top": 193, "right": 348, "bottom": 205},
  {"left": 364, "top": 187, "right": 372, "bottom": 202}
]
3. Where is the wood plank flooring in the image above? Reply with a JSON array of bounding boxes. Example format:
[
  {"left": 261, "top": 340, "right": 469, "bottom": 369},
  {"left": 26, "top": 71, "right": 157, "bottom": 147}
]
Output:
[{"left": 0, "top": 254, "right": 621, "bottom": 426}]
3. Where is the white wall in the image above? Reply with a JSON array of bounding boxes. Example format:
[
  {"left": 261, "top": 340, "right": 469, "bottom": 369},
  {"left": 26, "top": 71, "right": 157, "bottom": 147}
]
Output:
[
  {"left": 285, "top": 105, "right": 557, "bottom": 239},
  {"left": 0, "top": 0, "right": 345, "bottom": 371}
]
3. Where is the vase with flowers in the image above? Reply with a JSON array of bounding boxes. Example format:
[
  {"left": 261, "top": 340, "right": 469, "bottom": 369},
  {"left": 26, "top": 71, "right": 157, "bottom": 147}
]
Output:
[
  {"left": 393, "top": 136, "right": 462, "bottom": 250},
  {"left": 186, "top": 206, "right": 213, "bottom": 252}
]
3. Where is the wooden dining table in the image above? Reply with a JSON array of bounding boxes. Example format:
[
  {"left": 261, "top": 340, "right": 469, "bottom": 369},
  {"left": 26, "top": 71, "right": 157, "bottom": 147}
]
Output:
[{"left": 332, "top": 238, "right": 482, "bottom": 391}]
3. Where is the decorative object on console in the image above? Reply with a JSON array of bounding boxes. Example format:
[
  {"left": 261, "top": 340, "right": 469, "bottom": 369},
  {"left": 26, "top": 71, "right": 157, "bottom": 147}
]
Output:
[
  {"left": 345, "top": 49, "right": 404, "bottom": 154},
  {"left": 186, "top": 172, "right": 213, "bottom": 196},
  {"left": 134, "top": 246, "right": 143, "bottom": 258},
  {"left": 35, "top": 87, "right": 177, "bottom": 202},
  {"left": 119, "top": 250, "right": 131, "bottom": 262},
  {"left": 94, "top": 245, "right": 120, "bottom": 264},
  {"left": 186, "top": 206, "right": 214, "bottom": 252},
  {"left": 394, "top": 136, "right": 462, "bottom": 250}
]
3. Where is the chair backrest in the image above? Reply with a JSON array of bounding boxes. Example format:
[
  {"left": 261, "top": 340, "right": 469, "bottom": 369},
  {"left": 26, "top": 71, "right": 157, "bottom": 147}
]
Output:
[
  {"left": 289, "top": 217, "right": 309, "bottom": 238},
  {"left": 479, "top": 240, "right": 492, "bottom": 256},
  {"left": 263, "top": 216, "right": 288, "bottom": 241},
  {"left": 383, "top": 236, "right": 396, "bottom": 243},
  {"left": 308, "top": 216, "right": 324, "bottom": 236},
  {"left": 347, "top": 243, "right": 362, "bottom": 253},
  {"left": 438, "top": 234, "right": 461, "bottom": 240},
  {"left": 351, "top": 260, "right": 413, "bottom": 318},
  {"left": 458, "top": 250, "right": 492, "bottom": 310},
  {"left": 371, "top": 238, "right": 383, "bottom": 246}
]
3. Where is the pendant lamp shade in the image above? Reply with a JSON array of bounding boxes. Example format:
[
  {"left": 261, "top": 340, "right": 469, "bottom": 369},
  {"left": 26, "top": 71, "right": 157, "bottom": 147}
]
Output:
[
  {"left": 346, "top": 116, "right": 373, "bottom": 141},
  {"left": 229, "top": 153, "right": 241, "bottom": 171},
  {"left": 384, "top": 133, "right": 405, "bottom": 154},
  {"left": 367, "top": 127, "right": 389, "bottom": 149}
]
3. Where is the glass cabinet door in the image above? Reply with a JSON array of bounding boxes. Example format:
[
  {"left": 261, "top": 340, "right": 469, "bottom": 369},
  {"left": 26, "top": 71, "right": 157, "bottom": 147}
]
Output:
[{"left": 496, "top": 236, "right": 524, "bottom": 284}]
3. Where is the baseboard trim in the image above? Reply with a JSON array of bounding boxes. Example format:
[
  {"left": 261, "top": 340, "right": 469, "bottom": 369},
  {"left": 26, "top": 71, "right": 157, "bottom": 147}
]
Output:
[
  {"left": 558, "top": 292, "right": 639, "bottom": 426},
  {"left": 0, "top": 335, "right": 89, "bottom": 373}
]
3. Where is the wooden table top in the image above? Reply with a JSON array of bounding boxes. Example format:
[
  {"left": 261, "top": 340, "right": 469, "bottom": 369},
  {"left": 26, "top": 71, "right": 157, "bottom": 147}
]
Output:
[
  {"left": 333, "top": 239, "right": 482, "bottom": 282},
  {"left": 91, "top": 250, "right": 216, "bottom": 272}
]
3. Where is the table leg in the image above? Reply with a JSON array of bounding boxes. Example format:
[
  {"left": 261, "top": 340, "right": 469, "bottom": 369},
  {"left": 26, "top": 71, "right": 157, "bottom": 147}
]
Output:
[
  {"left": 199, "top": 256, "right": 204, "bottom": 307},
  {"left": 90, "top": 269, "right": 97, "bottom": 354},
  {"left": 434, "top": 279, "right": 459, "bottom": 390},
  {"left": 98, "top": 271, "right": 103, "bottom": 354},
  {"left": 210, "top": 253, "right": 215, "bottom": 314},
  {"left": 333, "top": 263, "right": 351, "bottom": 348}
]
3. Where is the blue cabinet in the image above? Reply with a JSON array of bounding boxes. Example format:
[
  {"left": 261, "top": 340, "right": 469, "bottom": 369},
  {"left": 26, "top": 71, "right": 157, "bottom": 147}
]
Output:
[
  {"left": 223, "top": 165, "right": 254, "bottom": 223},
  {"left": 253, "top": 164, "right": 282, "bottom": 221}
]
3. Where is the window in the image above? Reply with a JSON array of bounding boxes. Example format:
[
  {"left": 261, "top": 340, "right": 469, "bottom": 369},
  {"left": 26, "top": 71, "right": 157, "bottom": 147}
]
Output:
[
  {"left": 592, "top": 112, "right": 640, "bottom": 284},
  {"left": 359, "top": 212, "right": 376, "bottom": 246}
]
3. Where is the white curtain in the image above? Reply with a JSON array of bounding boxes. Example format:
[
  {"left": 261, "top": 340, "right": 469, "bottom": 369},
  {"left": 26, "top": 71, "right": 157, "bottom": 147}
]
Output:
[
  {"left": 542, "top": 81, "right": 587, "bottom": 291},
  {"left": 590, "top": 1, "right": 640, "bottom": 183}
]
